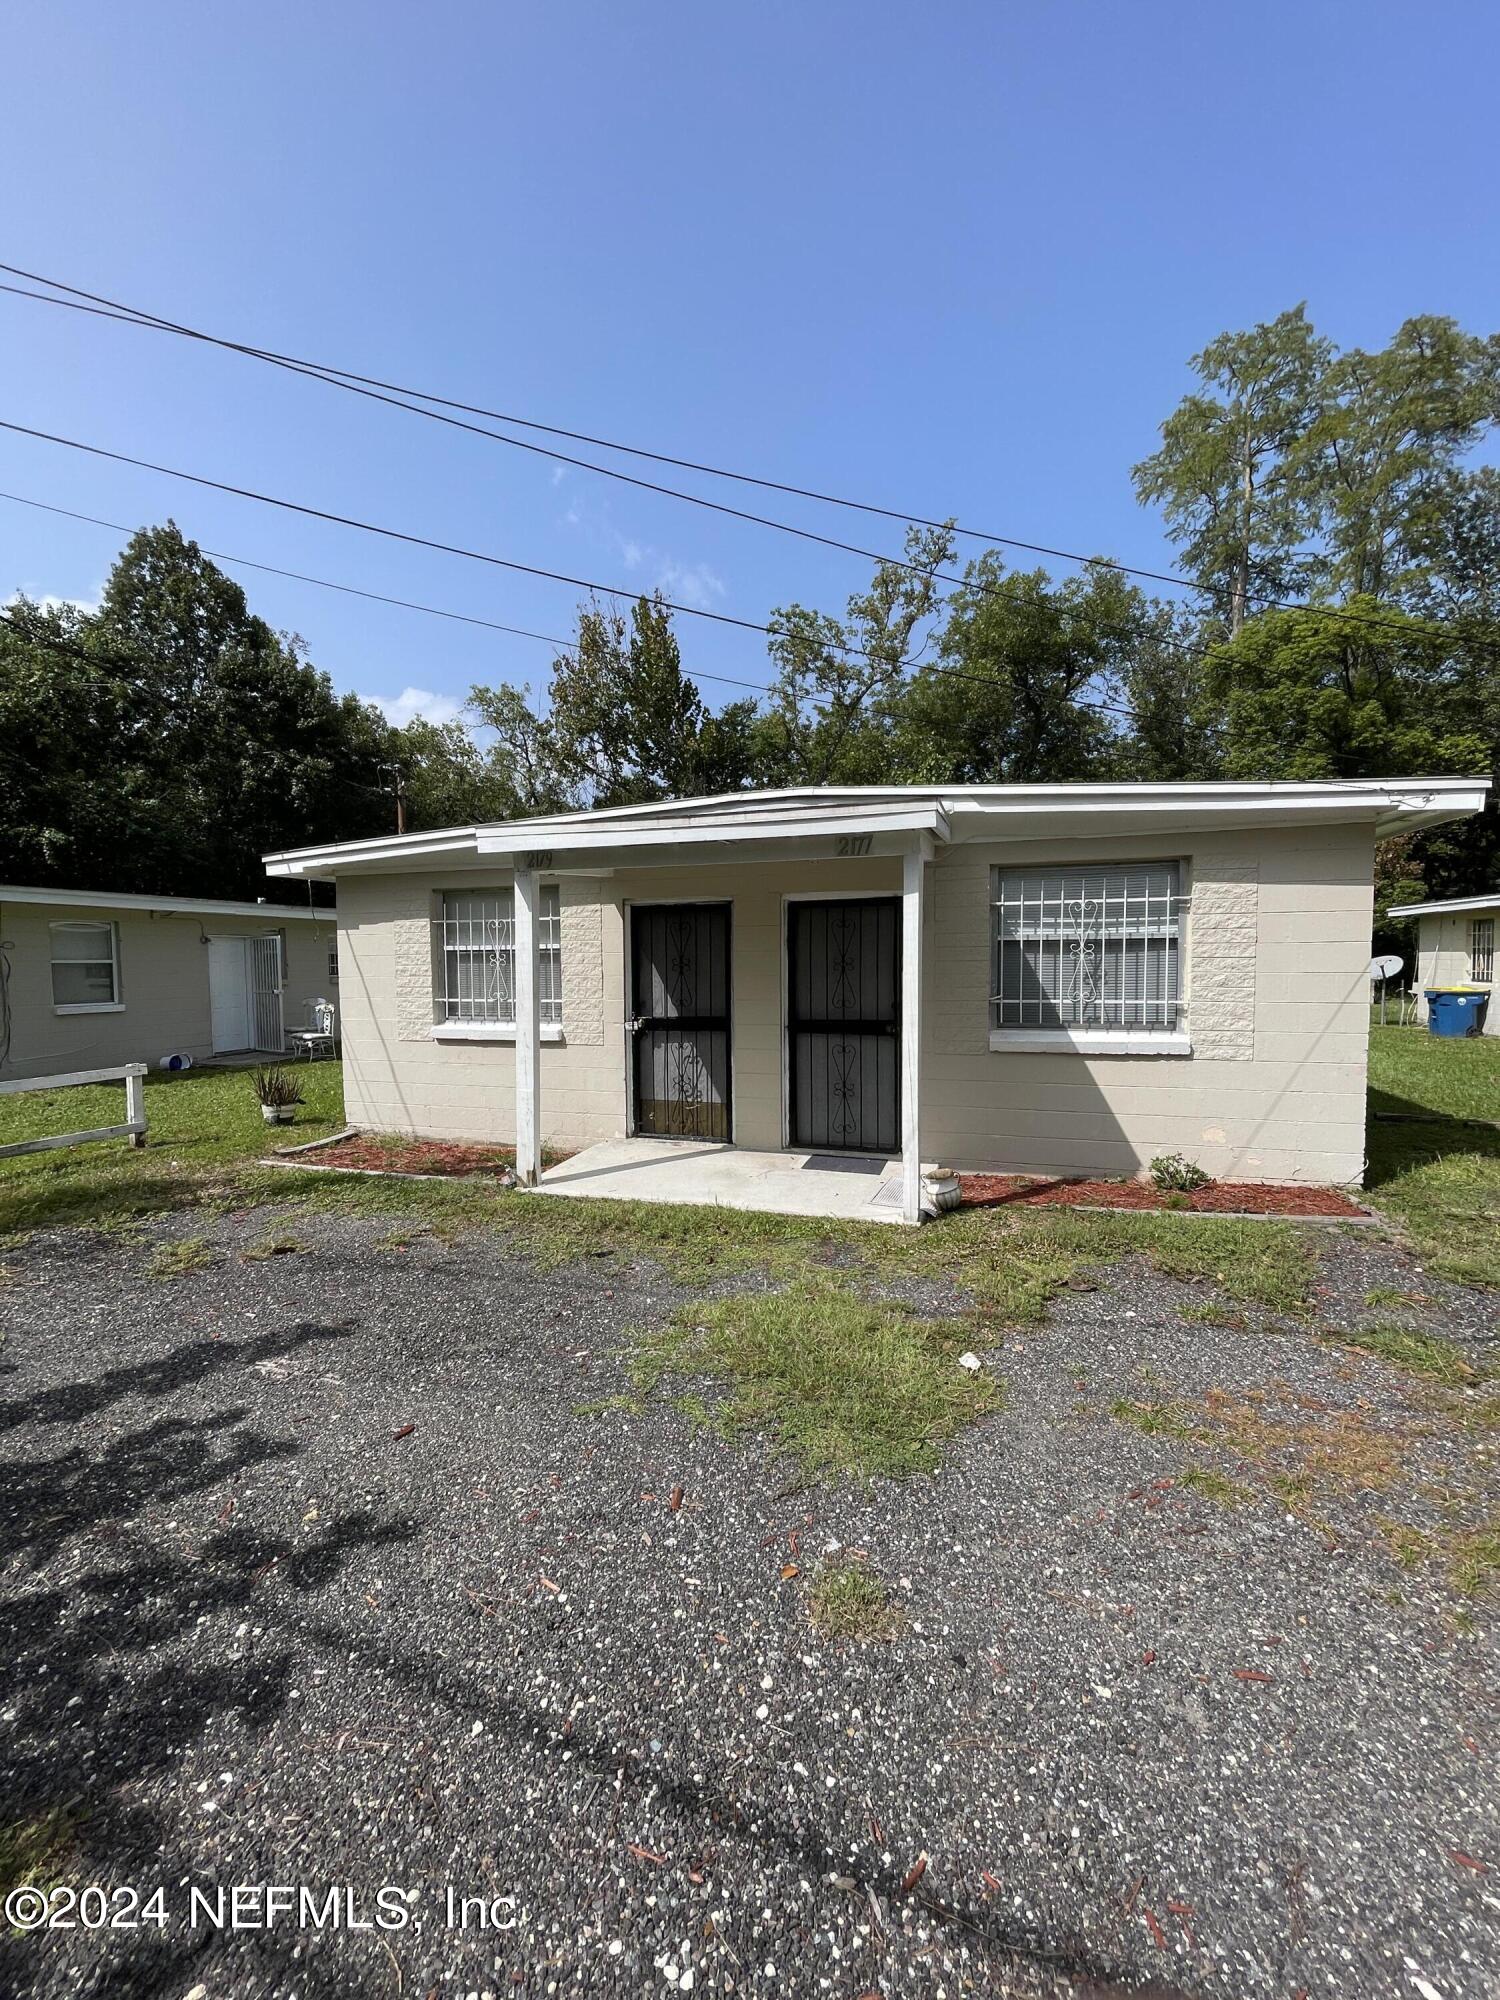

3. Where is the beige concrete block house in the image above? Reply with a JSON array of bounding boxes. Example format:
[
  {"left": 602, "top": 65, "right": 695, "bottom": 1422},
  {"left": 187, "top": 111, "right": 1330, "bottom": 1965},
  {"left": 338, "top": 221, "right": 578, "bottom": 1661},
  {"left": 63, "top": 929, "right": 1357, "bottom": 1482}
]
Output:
[
  {"left": 0, "top": 885, "right": 338, "bottom": 1080},
  {"left": 264, "top": 778, "right": 1487, "bottom": 1223},
  {"left": 1398, "top": 889, "right": 1499, "bottom": 1034}
]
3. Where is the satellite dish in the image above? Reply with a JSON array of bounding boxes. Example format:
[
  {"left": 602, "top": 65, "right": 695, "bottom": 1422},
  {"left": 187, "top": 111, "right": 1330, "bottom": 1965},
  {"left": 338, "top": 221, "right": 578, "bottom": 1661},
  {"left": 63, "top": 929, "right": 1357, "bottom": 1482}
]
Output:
[{"left": 1370, "top": 954, "right": 1404, "bottom": 982}]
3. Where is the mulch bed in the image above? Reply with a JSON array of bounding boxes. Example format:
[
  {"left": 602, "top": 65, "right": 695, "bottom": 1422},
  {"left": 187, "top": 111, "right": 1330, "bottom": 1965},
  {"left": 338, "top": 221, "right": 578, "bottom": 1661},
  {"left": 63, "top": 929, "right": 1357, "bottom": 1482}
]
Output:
[
  {"left": 291, "top": 1136, "right": 542, "bottom": 1180},
  {"left": 958, "top": 1173, "right": 1369, "bottom": 1218}
]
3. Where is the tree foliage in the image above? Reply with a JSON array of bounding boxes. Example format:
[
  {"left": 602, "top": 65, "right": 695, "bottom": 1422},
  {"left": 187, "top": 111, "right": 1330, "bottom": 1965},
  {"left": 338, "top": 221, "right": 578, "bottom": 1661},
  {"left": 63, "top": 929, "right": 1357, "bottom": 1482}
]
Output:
[
  {"left": 751, "top": 526, "right": 956, "bottom": 786},
  {"left": 1206, "top": 603, "right": 1488, "bottom": 781},
  {"left": 1133, "top": 306, "right": 1330, "bottom": 633},
  {"left": 892, "top": 558, "right": 1136, "bottom": 783},
  {"left": 4, "top": 301, "right": 1496, "bottom": 922},
  {"left": 537, "top": 593, "right": 756, "bottom": 806}
]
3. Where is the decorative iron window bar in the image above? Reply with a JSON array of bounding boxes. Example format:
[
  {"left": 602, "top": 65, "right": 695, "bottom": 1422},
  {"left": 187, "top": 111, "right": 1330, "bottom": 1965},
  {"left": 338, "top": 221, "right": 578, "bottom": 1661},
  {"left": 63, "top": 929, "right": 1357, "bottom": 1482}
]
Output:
[
  {"left": 437, "top": 887, "right": 562, "bottom": 1024},
  {"left": 1472, "top": 917, "right": 1494, "bottom": 985},
  {"left": 991, "top": 864, "right": 1184, "bottom": 1031}
]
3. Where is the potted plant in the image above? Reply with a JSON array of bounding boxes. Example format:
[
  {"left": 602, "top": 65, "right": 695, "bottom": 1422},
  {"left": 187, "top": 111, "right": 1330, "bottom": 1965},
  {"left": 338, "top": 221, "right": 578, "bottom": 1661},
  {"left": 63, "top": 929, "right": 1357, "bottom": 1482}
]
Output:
[{"left": 253, "top": 1066, "right": 305, "bottom": 1126}]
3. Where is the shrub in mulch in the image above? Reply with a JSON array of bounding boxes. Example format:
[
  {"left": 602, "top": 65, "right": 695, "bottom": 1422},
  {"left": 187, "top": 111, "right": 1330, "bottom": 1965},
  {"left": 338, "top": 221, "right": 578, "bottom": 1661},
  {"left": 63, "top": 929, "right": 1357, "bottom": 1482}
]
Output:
[
  {"left": 958, "top": 1174, "right": 1369, "bottom": 1219},
  {"left": 291, "top": 1136, "right": 568, "bottom": 1180}
]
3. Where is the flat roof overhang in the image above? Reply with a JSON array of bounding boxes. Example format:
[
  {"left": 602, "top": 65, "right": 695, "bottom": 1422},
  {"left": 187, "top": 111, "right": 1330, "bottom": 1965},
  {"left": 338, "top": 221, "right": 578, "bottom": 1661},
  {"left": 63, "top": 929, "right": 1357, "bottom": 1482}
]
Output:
[
  {"left": 1393, "top": 891, "right": 1500, "bottom": 920},
  {"left": 0, "top": 882, "right": 332, "bottom": 919},
  {"left": 261, "top": 777, "right": 1490, "bottom": 882}
]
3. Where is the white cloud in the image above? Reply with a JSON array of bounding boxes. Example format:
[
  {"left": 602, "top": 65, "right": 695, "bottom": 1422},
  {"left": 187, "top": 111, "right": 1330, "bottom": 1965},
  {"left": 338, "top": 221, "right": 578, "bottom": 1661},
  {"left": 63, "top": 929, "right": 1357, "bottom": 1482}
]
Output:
[
  {"left": 558, "top": 499, "right": 731, "bottom": 613},
  {"left": 656, "top": 559, "right": 726, "bottom": 610},
  {"left": 364, "top": 685, "right": 465, "bottom": 728},
  {"left": 5, "top": 591, "right": 101, "bottom": 616},
  {"left": 550, "top": 464, "right": 567, "bottom": 487}
]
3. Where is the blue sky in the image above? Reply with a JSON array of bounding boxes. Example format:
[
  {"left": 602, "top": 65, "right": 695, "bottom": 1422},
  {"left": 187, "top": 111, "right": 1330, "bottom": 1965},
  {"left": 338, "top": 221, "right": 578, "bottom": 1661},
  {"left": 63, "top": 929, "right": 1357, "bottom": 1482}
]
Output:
[{"left": 2, "top": 1, "right": 1495, "bottom": 729}]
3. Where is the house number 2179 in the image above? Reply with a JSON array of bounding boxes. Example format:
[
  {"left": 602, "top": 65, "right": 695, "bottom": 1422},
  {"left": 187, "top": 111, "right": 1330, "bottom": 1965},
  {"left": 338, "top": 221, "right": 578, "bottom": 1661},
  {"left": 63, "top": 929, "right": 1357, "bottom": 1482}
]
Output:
[{"left": 836, "top": 835, "right": 873, "bottom": 857}]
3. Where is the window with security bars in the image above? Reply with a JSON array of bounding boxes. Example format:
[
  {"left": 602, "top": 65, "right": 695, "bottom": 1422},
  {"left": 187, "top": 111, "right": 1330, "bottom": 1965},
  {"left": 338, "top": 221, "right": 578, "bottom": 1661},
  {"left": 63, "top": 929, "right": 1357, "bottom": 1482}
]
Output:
[
  {"left": 438, "top": 886, "right": 562, "bottom": 1025},
  {"left": 991, "top": 863, "right": 1183, "bottom": 1032},
  {"left": 1473, "top": 917, "right": 1495, "bottom": 983}
]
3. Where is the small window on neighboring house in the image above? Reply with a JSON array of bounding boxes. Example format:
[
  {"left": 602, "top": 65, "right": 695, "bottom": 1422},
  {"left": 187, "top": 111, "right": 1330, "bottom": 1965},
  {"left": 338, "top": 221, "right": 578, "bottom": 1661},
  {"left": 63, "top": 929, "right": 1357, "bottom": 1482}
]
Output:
[
  {"left": 991, "top": 863, "right": 1183, "bottom": 1033},
  {"left": 438, "top": 886, "right": 562, "bottom": 1025},
  {"left": 327, "top": 948, "right": 339, "bottom": 983},
  {"left": 51, "top": 920, "right": 120, "bottom": 1010},
  {"left": 1472, "top": 917, "right": 1495, "bottom": 984}
]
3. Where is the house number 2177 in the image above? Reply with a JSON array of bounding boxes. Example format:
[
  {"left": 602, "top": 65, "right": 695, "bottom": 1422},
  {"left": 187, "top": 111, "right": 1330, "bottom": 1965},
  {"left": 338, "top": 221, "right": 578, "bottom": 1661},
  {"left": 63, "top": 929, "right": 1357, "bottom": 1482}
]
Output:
[{"left": 836, "top": 835, "right": 873, "bottom": 857}]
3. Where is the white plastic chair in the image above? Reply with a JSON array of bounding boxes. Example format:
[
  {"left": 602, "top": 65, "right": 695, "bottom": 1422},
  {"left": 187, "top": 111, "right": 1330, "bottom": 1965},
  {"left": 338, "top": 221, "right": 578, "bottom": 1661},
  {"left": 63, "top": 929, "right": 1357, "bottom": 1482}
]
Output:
[{"left": 286, "top": 998, "right": 338, "bottom": 1061}]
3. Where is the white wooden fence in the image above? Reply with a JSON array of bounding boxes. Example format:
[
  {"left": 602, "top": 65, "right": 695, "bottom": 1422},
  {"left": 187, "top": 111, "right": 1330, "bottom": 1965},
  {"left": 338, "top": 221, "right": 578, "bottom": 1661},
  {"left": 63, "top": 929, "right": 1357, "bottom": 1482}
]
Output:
[{"left": 0, "top": 1063, "right": 148, "bottom": 1159}]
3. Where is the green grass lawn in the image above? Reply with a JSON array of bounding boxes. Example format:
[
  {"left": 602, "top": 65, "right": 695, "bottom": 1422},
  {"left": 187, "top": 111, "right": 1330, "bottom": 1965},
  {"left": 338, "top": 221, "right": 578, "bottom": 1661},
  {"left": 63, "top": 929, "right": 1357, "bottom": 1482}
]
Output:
[
  {"left": 1368, "top": 1020, "right": 1500, "bottom": 1123},
  {"left": 0, "top": 1050, "right": 1327, "bottom": 1487},
  {"left": 3, "top": 1027, "right": 1493, "bottom": 1327},
  {"left": 1366, "top": 1024, "right": 1500, "bottom": 1287},
  {"left": 0, "top": 1062, "right": 348, "bottom": 1236},
  {"left": 0, "top": 1059, "right": 1316, "bottom": 1310},
  {"left": 4, "top": 1036, "right": 1493, "bottom": 1487}
]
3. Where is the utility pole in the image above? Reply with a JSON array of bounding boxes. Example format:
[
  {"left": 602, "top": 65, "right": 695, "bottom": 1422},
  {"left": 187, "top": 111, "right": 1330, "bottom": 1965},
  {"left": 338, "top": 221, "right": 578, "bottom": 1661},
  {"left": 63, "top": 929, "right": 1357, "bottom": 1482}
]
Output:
[{"left": 383, "top": 760, "right": 409, "bottom": 835}]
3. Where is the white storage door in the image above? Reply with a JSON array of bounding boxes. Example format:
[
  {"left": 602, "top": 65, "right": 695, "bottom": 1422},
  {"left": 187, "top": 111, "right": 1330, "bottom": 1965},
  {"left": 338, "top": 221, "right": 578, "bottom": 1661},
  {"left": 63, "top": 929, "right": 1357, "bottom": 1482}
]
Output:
[{"left": 208, "top": 937, "right": 252, "bottom": 1053}]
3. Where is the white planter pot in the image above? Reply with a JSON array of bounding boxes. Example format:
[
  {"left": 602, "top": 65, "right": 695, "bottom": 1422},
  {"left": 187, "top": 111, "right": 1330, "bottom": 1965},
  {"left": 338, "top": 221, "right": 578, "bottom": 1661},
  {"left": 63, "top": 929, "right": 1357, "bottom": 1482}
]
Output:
[
  {"left": 260, "top": 1104, "right": 296, "bottom": 1125},
  {"left": 922, "top": 1170, "right": 962, "bottom": 1215}
]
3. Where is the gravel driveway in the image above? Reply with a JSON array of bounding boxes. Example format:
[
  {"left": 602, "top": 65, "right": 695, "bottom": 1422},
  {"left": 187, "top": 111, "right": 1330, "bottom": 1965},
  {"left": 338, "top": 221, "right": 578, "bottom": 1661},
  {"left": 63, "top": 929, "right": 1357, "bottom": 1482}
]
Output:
[{"left": 1, "top": 1206, "right": 1495, "bottom": 2000}]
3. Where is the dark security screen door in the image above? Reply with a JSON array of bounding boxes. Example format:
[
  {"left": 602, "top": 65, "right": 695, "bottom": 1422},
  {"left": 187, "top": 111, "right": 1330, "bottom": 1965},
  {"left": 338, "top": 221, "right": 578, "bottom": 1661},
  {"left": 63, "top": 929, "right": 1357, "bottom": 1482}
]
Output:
[
  {"left": 788, "top": 898, "right": 900, "bottom": 1154},
  {"left": 630, "top": 904, "right": 732, "bottom": 1141}
]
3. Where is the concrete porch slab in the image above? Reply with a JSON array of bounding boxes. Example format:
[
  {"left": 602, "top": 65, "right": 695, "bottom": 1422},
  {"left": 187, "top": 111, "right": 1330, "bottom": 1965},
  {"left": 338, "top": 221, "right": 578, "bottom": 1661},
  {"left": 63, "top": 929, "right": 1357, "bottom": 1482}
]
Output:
[{"left": 535, "top": 1137, "right": 918, "bottom": 1225}]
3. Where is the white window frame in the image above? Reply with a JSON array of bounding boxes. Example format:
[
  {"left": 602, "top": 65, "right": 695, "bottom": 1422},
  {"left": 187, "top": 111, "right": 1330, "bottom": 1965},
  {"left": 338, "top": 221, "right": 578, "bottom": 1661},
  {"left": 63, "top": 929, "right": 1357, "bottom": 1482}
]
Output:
[
  {"left": 988, "top": 860, "right": 1190, "bottom": 1056},
  {"left": 1471, "top": 917, "right": 1494, "bottom": 984},
  {"left": 431, "top": 884, "right": 565, "bottom": 1042},
  {"left": 50, "top": 919, "right": 124, "bottom": 1015}
]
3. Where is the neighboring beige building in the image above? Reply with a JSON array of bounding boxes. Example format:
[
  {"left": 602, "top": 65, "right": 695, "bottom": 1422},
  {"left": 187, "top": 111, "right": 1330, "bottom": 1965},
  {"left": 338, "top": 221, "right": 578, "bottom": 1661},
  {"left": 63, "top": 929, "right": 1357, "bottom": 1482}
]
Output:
[
  {"left": 264, "top": 779, "right": 1487, "bottom": 1219},
  {"left": 1398, "top": 890, "right": 1499, "bottom": 1035},
  {"left": 0, "top": 885, "right": 338, "bottom": 1081}
]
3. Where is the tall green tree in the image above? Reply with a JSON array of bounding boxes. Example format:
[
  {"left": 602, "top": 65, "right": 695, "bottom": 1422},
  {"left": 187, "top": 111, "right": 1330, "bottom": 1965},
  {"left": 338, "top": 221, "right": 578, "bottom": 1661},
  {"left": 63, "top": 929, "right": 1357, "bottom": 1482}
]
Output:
[
  {"left": 0, "top": 597, "right": 139, "bottom": 887},
  {"left": 1306, "top": 317, "right": 1500, "bottom": 604},
  {"left": 390, "top": 715, "right": 524, "bottom": 829},
  {"left": 2, "top": 523, "right": 396, "bottom": 899},
  {"left": 889, "top": 557, "right": 1134, "bottom": 782},
  {"left": 754, "top": 526, "right": 955, "bottom": 785},
  {"left": 1387, "top": 464, "right": 1500, "bottom": 900},
  {"left": 464, "top": 681, "right": 575, "bottom": 816},
  {"left": 1206, "top": 602, "right": 1487, "bottom": 781},
  {"left": 545, "top": 593, "right": 757, "bottom": 806},
  {"left": 1113, "top": 604, "right": 1226, "bottom": 781},
  {"left": 1133, "top": 306, "right": 1330, "bottom": 634}
]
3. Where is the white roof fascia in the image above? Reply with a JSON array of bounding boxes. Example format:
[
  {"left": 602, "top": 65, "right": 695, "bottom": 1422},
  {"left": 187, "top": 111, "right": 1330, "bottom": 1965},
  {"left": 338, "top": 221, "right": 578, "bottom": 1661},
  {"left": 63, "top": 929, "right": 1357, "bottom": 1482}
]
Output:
[
  {"left": 945, "top": 779, "right": 1488, "bottom": 841},
  {"left": 0, "top": 883, "right": 332, "bottom": 920},
  {"left": 263, "top": 777, "right": 1488, "bottom": 877},
  {"left": 264, "top": 827, "right": 484, "bottom": 877},
  {"left": 474, "top": 804, "right": 948, "bottom": 857},
  {"left": 1391, "top": 892, "right": 1500, "bottom": 920}
]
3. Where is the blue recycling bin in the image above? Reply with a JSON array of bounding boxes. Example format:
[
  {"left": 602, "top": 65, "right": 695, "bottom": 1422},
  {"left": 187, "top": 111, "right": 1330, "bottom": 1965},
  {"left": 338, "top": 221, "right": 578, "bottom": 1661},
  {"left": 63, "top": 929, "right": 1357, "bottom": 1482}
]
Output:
[{"left": 1425, "top": 988, "right": 1490, "bottom": 1038}]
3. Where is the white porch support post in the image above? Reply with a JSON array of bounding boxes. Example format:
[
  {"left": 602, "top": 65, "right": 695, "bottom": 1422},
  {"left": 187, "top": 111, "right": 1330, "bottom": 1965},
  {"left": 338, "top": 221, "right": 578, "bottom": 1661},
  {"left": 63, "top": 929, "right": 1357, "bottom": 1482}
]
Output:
[
  {"left": 901, "top": 842, "right": 927, "bottom": 1225},
  {"left": 513, "top": 867, "right": 543, "bottom": 1186}
]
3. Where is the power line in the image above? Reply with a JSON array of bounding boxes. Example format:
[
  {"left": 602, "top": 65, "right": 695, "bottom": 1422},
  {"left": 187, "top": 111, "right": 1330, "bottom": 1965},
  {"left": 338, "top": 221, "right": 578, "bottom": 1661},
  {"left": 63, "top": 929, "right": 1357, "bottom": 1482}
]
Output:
[
  {"left": 0, "top": 484, "right": 1136, "bottom": 721},
  {"left": 0, "top": 414, "right": 787, "bottom": 641},
  {"left": 0, "top": 279, "right": 979, "bottom": 604},
  {"left": 1, "top": 260, "right": 1487, "bottom": 654},
  {"left": 2, "top": 273, "right": 1188, "bottom": 689},
  {"left": 0, "top": 419, "right": 1139, "bottom": 718},
  {"left": 0, "top": 488, "right": 768, "bottom": 698}
]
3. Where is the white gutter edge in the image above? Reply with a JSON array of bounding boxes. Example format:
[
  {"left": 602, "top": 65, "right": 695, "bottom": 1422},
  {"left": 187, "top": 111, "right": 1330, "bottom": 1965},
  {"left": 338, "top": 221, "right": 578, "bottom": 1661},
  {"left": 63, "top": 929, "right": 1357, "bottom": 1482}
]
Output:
[{"left": 0, "top": 884, "right": 333, "bottom": 919}]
